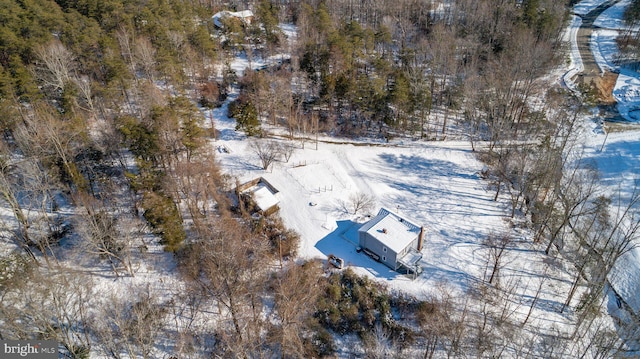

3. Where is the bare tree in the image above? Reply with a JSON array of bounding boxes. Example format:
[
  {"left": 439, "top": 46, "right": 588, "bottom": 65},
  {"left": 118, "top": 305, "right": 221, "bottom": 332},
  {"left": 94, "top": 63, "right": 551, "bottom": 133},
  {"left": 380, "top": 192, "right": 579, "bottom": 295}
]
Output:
[
  {"left": 347, "top": 192, "right": 376, "bottom": 215},
  {"left": 0, "top": 266, "right": 94, "bottom": 358},
  {"left": 417, "top": 289, "right": 454, "bottom": 359},
  {"left": 483, "top": 232, "right": 512, "bottom": 286},
  {"left": 267, "top": 71, "right": 293, "bottom": 127},
  {"left": 522, "top": 274, "right": 547, "bottom": 327},
  {"left": 279, "top": 141, "right": 296, "bottom": 163},
  {"left": 135, "top": 36, "right": 157, "bottom": 82},
  {"left": 544, "top": 157, "right": 602, "bottom": 255},
  {"left": 250, "top": 139, "right": 281, "bottom": 170},
  {"left": 33, "top": 40, "right": 75, "bottom": 96},
  {"left": 362, "top": 323, "right": 394, "bottom": 358},
  {"left": 270, "top": 260, "right": 323, "bottom": 357},
  {"left": 179, "top": 215, "right": 271, "bottom": 355},
  {"left": 570, "top": 315, "right": 622, "bottom": 358},
  {"left": 15, "top": 101, "right": 88, "bottom": 191},
  {"left": 0, "top": 146, "right": 34, "bottom": 260},
  {"left": 74, "top": 193, "right": 135, "bottom": 277},
  {"left": 92, "top": 285, "right": 167, "bottom": 359},
  {"left": 0, "top": 134, "right": 67, "bottom": 265},
  {"left": 565, "top": 188, "right": 640, "bottom": 329},
  {"left": 171, "top": 150, "right": 229, "bottom": 220},
  {"left": 164, "top": 281, "right": 212, "bottom": 358},
  {"left": 311, "top": 111, "right": 320, "bottom": 150},
  {"left": 72, "top": 75, "right": 97, "bottom": 116}
]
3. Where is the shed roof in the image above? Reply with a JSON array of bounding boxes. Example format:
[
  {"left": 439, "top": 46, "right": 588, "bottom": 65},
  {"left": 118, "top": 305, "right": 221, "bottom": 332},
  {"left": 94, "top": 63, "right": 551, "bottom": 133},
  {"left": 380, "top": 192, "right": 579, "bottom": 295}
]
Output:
[
  {"left": 358, "top": 208, "right": 422, "bottom": 254},
  {"left": 232, "top": 10, "right": 254, "bottom": 18},
  {"left": 249, "top": 182, "right": 279, "bottom": 212},
  {"left": 212, "top": 10, "right": 254, "bottom": 27}
]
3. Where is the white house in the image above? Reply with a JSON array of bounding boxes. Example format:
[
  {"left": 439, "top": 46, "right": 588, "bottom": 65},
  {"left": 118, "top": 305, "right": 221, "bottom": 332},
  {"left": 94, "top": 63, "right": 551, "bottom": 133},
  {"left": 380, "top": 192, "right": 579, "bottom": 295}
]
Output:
[
  {"left": 212, "top": 10, "right": 254, "bottom": 28},
  {"left": 358, "top": 208, "right": 424, "bottom": 275}
]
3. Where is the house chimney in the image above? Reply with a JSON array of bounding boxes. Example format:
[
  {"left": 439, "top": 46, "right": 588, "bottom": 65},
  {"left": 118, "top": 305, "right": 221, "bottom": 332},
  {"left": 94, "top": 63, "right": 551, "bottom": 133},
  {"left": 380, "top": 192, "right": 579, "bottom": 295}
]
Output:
[{"left": 417, "top": 227, "right": 424, "bottom": 251}]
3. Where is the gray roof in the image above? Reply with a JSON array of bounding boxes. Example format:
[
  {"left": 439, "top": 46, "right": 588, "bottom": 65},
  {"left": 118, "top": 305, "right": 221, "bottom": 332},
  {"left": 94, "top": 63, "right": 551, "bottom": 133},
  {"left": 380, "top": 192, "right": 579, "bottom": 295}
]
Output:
[{"left": 358, "top": 208, "right": 422, "bottom": 253}]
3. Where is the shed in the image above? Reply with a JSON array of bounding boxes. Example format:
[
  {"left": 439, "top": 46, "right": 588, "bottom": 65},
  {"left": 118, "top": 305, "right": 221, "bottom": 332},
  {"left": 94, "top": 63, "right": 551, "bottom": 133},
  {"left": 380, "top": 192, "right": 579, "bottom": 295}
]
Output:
[
  {"left": 212, "top": 10, "right": 254, "bottom": 28},
  {"left": 236, "top": 177, "right": 280, "bottom": 216}
]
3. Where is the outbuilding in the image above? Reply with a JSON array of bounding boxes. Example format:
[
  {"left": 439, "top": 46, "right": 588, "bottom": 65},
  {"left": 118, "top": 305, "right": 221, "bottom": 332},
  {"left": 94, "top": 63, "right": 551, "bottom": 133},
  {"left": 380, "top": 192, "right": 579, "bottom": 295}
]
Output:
[
  {"left": 212, "top": 10, "right": 254, "bottom": 28},
  {"left": 235, "top": 177, "right": 280, "bottom": 216}
]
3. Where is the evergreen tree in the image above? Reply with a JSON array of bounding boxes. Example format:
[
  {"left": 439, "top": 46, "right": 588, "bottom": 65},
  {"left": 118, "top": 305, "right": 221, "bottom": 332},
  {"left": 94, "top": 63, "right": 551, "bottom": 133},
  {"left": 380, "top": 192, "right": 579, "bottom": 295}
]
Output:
[{"left": 229, "top": 95, "right": 260, "bottom": 136}]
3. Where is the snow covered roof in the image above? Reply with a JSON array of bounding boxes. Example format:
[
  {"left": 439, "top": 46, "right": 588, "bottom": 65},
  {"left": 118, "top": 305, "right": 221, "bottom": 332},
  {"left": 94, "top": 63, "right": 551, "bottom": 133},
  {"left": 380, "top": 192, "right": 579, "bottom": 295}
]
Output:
[
  {"left": 249, "top": 182, "right": 279, "bottom": 213},
  {"left": 398, "top": 249, "right": 423, "bottom": 267},
  {"left": 358, "top": 208, "right": 422, "bottom": 254},
  {"left": 233, "top": 10, "right": 254, "bottom": 18},
  {"left": 212, "top": 10, "right": 254, "bottom": 28}
]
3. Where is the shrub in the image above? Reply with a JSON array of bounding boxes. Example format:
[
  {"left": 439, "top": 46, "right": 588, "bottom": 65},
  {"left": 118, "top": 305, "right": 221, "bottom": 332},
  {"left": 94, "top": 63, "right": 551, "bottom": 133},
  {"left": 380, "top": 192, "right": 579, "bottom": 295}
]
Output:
[
  {"left": 142, "top": 191, "right": 185, "bottom": 252},
  {"left": 252, "top": 216, "right": 300, "bottom": 259},
  {"left": 198, "top": 81, "right": 225, "bottom": 109},
  {"left": 228, "top": 96, "right": 260, "bottom": 136},
  {"left": 305, "top": 322, "right": 336, "bottom": 357},
  {"left": 313, "top": 269, "right": 417, "bottom": 347},
  {"left": 0, "top": 253, "right": 34, "bottom": 290}
]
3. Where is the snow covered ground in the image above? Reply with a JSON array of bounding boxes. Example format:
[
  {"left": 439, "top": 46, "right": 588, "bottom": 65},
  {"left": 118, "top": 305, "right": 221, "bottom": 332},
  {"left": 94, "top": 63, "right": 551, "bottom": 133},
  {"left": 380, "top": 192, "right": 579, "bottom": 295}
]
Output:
[
  {"left": 566, "top": 0, "right": 640, "bottom": 121},
  {"left": 85, "top": 4, "right": 640, "bottom": 353},
  {"left": 199, "top": 4, "right": 640, "bottom": 342},
  {"left": 212, "top": 0, "right": 640, "bottom": 345},
  {"left": 574, "top": 0, "right": 611, "bottom": 16},
  {"left": 563, "top": 15, "right": 584, "bottom": 92},
  {"left": 568, "top": 0, "right": 640, "bottom": 325},
  {"left": 208, "top": 85, "right": 588, "bottom": 347},
  {"left": 594, "top": 0, "right": 637, "bottom": 29},
  {"left": 572, "top": 0, "right": 640, "bottom": 206},
  {"left": 210, "top": 99, "right": 501, "bottom": 296},
  {"left": 0, "top": 4, "right": 636, "bottom": 355}
]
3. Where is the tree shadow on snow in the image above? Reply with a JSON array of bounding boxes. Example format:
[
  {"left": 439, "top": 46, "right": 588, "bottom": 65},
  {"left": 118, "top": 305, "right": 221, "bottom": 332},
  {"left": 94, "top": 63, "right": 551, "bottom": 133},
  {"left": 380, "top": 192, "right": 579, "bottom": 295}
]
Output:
[
  {"left": 368, "top": 152, "right": 507, "bottom": 245},
  {"left": 314, "top": 219, "right": 404, "bottom": 281}
]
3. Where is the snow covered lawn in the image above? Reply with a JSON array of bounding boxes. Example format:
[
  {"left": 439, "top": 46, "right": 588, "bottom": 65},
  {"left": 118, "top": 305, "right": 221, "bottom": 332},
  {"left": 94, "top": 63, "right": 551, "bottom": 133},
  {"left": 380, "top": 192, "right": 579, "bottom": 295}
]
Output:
[{"left": 208, "top": 104, "right": 587, "bottom": 333}]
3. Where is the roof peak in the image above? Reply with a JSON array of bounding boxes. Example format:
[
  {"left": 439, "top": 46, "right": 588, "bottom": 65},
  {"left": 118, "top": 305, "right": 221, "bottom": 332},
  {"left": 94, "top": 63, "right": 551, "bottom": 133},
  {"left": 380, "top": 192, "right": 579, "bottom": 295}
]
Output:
[{"left": 373, "top": 207, "right": 421, "bottom": 231}]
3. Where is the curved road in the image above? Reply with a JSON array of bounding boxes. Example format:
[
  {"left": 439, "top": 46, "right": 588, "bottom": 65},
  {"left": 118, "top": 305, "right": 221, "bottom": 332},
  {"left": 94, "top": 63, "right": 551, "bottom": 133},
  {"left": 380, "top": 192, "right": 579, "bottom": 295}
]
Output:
[
  {"left": 576, "top": 0, "right": 622, "bottom": 79},
  {"left": 575, "top": 0, "right": 625, "bottom": 120}
]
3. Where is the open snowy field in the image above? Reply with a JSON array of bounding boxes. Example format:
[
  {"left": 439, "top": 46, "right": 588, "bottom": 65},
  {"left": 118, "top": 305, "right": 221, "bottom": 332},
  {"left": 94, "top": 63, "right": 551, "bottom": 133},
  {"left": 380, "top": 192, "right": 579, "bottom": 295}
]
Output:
[{"left": 208, "top": 93, "right": 586, "bottom": 344}]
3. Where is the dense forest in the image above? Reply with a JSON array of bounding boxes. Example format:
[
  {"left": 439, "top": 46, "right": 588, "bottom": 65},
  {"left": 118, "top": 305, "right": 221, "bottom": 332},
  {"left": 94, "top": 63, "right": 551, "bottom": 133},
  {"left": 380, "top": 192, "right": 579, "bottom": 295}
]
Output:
[{"left": 0, "top": 0, "right": 637, "bottom": 357}]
